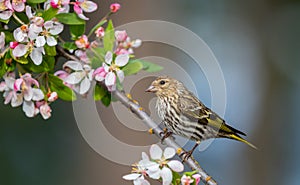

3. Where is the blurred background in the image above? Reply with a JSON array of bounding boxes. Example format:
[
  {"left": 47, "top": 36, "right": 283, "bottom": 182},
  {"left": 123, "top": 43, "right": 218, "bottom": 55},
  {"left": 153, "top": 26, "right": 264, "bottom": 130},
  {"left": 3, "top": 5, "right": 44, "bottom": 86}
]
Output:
[{"left": 1, "top": 0, "right": 300, "bottom": 185}]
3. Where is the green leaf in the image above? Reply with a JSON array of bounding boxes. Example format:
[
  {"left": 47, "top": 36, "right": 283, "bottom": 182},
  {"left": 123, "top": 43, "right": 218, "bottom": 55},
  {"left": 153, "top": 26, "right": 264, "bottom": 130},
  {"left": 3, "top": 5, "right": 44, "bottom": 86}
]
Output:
[
  {"left": 61, "top": 42, "right": 77, "bottom": 50},
  {"left": 103, "top": 20, "right": 115, "bottom": 52},
  {"left": 87, "top": 47, "right": 105, "bottom": 68},
  {"left": 23, "top": 56, "right": 55, "bottom": 73},
  {"left": 27, "top": 0, "right": 46, "bottom": 3},
  {"left": 48, "top": 74, "right": 76, "bottom": 101},
  {"left": 0, "top": 58, "right": 7, "bottom": 77},
  {"left": 0, "top": 18, "right": 9, "bottom": 24},
  {"left": 122, "top": 61, "right": 143, "bottom": 76},
  {"left": 88, "top": 19, "right": 107, "bottom": 37},
  {"left": 138, "top": 59, "right": 163, "bottom": 72},
  {"left": 70, "top": 25, "right": 86, "bottom": 39},
  {"left": 44, "top": 45, "right": 57, "bottom": 56},
  {"left": 3, "top": 31, "right": 13, "bottom": 43},
  {"left": 101, "top": 92, "right": 111, "bottom": 107},
  {"left": 172, "top": 171, "right": 182, "bottom": 185},
  {"left": 55, "top": 13, "right": 86, "bottom": 25},
  {"left": 14, "top": 12, "right": 29, "bottom": 24},
  {"left": 42, "top": 7, "right": 58, "bottom": 21},
  {"left": 94, "top": 84, "right": 107, "bottom": 101}
]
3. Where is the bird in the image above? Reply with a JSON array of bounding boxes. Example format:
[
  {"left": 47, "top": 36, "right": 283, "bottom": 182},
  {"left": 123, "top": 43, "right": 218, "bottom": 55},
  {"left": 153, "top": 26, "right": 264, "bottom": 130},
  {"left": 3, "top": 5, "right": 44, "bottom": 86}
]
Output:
[{"left": 145, "top": 76, "right": 256, "bottom": 160}]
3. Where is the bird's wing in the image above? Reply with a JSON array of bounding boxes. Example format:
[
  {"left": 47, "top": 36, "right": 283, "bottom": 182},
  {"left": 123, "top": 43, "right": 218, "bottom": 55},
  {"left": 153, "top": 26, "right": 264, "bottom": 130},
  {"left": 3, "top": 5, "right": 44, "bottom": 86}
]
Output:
[{"left": 178, "top": 92, "right": 246, "bottom": 136}]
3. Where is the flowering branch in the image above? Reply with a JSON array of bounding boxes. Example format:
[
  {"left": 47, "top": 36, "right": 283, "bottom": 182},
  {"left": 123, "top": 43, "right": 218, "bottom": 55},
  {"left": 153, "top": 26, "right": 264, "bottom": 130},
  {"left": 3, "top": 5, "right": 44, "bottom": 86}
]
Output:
[{"left": 57, "top": 43, "right": 217, "bottom": 184}]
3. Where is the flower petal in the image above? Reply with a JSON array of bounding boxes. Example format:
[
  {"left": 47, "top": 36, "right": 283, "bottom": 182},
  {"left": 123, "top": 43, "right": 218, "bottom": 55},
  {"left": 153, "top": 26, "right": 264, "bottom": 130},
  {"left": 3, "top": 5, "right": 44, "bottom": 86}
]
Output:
[
  {"left": 116, "top": 70, "right": 124, "bottom": 83},
  {"left": 163, "top": 147, "right": 175, "bottom": 159},
  {"left": 115, "top": 54, "right": 129, "bottom": 67},
  {"left": 80, "top": 0, "right": 97, "bottom": 12},
  {"left": 12, "top": 0, "right": 25, "bottom": 12},
  {"left": 49, "top": 22, "right": 64, "bottom": 35},
  {"left": 23, "top": 101, "right": 35, "bottom": 117},
  {"left": 134, "top": 178, "right": 150, "bottom": 185},
  {"left": 35, "top": 36, "right": 46, "bottom": 47},
  {"left": 63, "top": 61, "right": 83, "bottom": 71},
  {"left": 24, "top": 87, "right": 33, "bottom": 101},
  {"left": 167, "top": 160, "right": 184, "bottom": 172},
  {"left": 40, "top": 103, "right": 52, "bottom": 119},
  {"left": 150, "top": 144, "right": 163, "bottom": 160},
  {"left": 105, "top": 51, "right": 113, "bottom": 65},
  {"left": 122, "top": 173, "right": 141, "bottom": 180},
  {"left": 30, "top": 47, "right": 44, "bottom": 65},
  {"left": 12, "top": 44, "right": 27, "bottom": 57},
  {"left": 105, "top": 71, "right": 116, "bottom": 86},
  {"left": 46, "top": 36, "right": 57, "bottom": 46},
  {"left": 160, "top": 167, "right": 173, "bottom": 185},
  {"left": 64, "top": 71, "right": 85, "bottom": 84},
  {"left": 141, "top": 152, "right": 149, "bottom": 161},
  {"left": 0, "top": 10, "right": 13, "bottom": 20},
  {"left": 11, "top": 93, "right": 23, "bottom": 107},
  {"left": 32, "top": 88, "right": 44, "bottom": 101},
  {"left": 79, "top": 76, "right": 90, "bottom": 94}
]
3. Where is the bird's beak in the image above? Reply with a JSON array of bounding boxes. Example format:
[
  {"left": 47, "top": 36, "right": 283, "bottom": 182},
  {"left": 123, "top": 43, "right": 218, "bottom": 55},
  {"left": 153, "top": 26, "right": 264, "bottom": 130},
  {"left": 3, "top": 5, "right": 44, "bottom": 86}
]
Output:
[{"left": 145, "top": 85, "right": 157, "bottom": 92}]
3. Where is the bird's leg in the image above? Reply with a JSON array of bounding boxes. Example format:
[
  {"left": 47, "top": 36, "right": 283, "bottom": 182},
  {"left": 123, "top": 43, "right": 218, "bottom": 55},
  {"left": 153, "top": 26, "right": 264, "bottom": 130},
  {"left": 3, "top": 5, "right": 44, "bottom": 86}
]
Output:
[
  {"left": 159, "top": 128, "right": 173, "bottom": 144},
  {"left": 180, "top": 141, "right": 200, "bottom": 162}
]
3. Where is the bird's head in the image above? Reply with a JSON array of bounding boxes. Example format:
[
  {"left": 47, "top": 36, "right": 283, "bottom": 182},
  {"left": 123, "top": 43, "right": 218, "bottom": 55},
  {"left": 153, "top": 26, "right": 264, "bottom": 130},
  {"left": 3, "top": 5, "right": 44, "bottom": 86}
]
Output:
[{"left": 145, "top": 76, "right": 184, "bottom": 96}]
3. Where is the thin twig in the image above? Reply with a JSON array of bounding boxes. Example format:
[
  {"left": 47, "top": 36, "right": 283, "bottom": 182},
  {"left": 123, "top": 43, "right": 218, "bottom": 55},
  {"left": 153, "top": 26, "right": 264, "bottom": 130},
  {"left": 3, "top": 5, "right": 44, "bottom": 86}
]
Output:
[{"left": 58, "top": 47, "right": 218, "bottom": 185}]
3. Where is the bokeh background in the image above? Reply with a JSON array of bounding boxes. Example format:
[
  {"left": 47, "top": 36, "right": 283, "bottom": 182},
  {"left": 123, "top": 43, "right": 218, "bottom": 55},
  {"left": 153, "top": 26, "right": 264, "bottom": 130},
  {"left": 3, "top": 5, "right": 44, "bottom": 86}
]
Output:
[{"left": 1, "top": 0, "right": 300, "bottom": 185}]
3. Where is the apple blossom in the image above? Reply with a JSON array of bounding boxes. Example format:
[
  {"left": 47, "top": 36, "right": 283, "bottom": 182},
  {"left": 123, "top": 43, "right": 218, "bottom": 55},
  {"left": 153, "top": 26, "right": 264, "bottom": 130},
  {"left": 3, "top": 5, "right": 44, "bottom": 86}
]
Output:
[
  {"left": 63, "top": 60, "right": 94, "bottom": 95},
  {"left": 181, "top": 175, "right": 194, "bottom": 185},
  {"left": 71, "top": 0, "right": 97, "bottom": 20},
  {"left": 149, "top": 144, "right": 184, "bottom": 185},
  {"left": 115, "top": 30, "right": 142, "bottom": 55},
  {"left": 98, "top": 51, "right": 129, "bottom": 91},
  {"left": 123, "top": 158, "right": 159, "bottom": 185},
  {"left": 44, "top": 0, "right": 70, "bottom": 13},
  {"left": 1, "top": 73, "right": 44, "bottom": 117},
  {"left": 0, "top": 0, "right": 26, "bottom": 20},
  {"left": 110, "top": 3, "right": 120, "bottom": 13},
  {"left": 75, "top": 35, "right": 90, "bottom": 49},
  {"left": 75, "top": 50, "right": 90, "bottom": 64}
]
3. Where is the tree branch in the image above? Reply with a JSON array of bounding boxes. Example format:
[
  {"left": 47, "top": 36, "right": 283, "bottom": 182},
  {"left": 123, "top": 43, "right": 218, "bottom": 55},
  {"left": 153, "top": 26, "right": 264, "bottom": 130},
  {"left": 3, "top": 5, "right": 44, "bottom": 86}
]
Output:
[
  {"left": 113, "top": 90, "right": 217, "bottom": 185},
  {"left": 57, "top": 46, "right": 218, "bottom": 185}
]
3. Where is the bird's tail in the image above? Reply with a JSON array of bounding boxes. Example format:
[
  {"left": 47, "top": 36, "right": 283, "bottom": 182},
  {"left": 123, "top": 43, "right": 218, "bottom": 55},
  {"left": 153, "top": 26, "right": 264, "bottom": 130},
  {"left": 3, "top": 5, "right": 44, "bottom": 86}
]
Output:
[{"left": 229, "top": 134, "right": 257, "bottom": 149}]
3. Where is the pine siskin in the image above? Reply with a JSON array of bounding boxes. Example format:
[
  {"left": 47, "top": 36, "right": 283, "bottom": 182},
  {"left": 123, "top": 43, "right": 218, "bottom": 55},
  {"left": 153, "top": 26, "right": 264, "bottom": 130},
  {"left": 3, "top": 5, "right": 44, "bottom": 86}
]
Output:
[{"left": 146, "top": 76, "right": 256, "bottom": 159}]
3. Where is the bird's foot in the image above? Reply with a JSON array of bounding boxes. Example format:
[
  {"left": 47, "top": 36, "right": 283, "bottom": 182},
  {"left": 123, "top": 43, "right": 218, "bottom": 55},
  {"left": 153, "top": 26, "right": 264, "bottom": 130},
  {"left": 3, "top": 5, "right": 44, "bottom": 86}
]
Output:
[
  {"left": 159, "top": 128, "right": 174, "bottom": 144},
  {"left": 179, "top": 141, "right": 200, "bottom": 162},
  {"left": 179, "top": 150, "right": 194, "bottom": 162}
]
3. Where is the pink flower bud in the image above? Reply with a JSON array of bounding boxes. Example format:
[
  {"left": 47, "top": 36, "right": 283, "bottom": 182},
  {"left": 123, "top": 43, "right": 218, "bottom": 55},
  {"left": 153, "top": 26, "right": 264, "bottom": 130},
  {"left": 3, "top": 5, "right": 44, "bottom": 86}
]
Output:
[
  {"left": 95, "top": 27, "right": 105, "bottom": 38},
  {"left": 40, "top": 102, "right": 52, "bottom": 120},
  {"left": 10, "top": 41, "right": 19, "bottom": 49},
  {"left": 110, "top": 3, "right": 121, "bottom": 13},
  {"left": 192, "top": 174, "right": 201, "bottom": 185},
  {"left": 50, "top": 0, "right": 59, "bottom": 8},
  {"left": 115, "top": 30, "right": 127, "bottom": 42},
  {"left": 48, "top": 92, "right": 58, "bottom": 102}
]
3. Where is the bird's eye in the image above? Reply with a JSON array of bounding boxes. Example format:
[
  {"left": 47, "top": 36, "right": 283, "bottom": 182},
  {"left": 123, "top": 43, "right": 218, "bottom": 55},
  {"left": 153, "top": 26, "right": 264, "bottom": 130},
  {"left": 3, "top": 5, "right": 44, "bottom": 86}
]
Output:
[{"left": 159, "top": 80, "right": 165, "bottom": 85}]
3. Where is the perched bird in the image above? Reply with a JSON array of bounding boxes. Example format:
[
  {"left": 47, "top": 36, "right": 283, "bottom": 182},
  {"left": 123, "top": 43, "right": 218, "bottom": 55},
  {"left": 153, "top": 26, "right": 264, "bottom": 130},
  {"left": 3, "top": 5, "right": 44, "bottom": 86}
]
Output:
[{"left": 146, "top": 76, "right": 256, "bottom": 159}]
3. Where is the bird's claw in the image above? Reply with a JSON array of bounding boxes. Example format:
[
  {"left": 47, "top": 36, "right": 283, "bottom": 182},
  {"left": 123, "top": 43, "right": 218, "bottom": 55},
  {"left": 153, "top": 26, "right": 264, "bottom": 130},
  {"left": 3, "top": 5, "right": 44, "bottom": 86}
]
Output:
[
  {"left": 159, "top": 129, "right": 174, "bottom": 144},
  {"left": 179, "top": 150, "right": 193, "bottom": 162}
]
